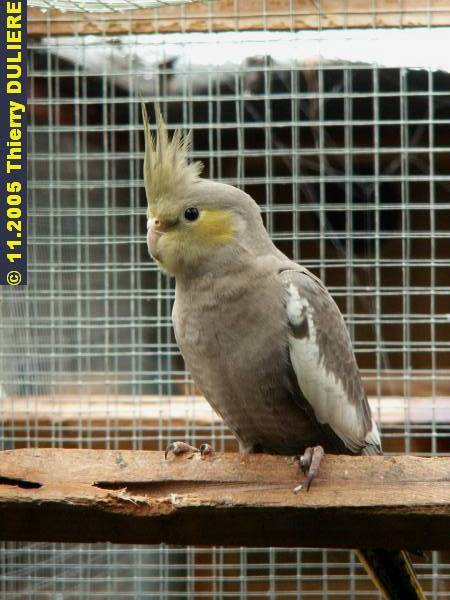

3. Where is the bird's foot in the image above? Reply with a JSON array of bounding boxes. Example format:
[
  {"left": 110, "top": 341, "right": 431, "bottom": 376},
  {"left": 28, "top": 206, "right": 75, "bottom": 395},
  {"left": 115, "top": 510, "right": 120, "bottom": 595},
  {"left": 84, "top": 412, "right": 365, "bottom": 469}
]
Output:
[
  {"left": 293, "top": 445, "right": 324, "bottom": 493},
  {"left": 164, "top": 441, "right": 214, "bottom": 460}
]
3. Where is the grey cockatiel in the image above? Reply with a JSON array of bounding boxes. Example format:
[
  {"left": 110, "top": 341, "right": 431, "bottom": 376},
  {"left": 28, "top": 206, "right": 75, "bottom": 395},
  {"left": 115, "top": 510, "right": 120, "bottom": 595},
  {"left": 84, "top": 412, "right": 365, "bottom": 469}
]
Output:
[{"left": 142, "top": 104, "right": 426, "bottom": 600}]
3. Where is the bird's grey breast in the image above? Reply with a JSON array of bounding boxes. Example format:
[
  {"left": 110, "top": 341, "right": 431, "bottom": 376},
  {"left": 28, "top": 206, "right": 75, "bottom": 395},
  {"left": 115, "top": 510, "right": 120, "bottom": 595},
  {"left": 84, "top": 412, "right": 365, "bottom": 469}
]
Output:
[
  {"left": 173, "top": 271, "right": 321, "bottom": 453},
  {"left": 173, "top": 271, "right": 285, "bottom": 395}
]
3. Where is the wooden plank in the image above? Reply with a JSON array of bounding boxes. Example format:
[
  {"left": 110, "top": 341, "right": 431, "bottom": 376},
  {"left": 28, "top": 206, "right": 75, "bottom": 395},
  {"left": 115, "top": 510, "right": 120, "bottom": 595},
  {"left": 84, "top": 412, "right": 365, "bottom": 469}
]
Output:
[
  {"left": 28, "top": 0, "right": 450, "bottom": 37},
  {"left": 0, "top": 449, "right": 449, "bottom": 549}
]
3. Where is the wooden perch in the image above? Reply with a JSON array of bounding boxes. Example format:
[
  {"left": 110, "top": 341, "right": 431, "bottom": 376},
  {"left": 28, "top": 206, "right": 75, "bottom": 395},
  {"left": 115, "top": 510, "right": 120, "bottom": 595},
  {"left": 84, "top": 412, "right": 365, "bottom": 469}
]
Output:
[{"left": 0, "top": 449, "right": 449, "bottom": 549}]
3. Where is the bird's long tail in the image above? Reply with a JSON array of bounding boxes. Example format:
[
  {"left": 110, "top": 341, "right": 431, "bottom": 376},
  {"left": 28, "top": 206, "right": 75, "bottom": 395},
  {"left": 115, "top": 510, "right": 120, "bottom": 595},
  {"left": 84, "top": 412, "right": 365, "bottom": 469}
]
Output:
[{"left": 357, "top": 549, "right": 426, "bottom": 600}]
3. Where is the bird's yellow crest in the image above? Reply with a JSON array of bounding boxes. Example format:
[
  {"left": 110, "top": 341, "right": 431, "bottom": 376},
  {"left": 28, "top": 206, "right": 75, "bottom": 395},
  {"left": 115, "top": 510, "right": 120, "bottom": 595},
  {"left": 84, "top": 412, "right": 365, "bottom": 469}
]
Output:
[{"left": 141, "top": 103, "right": 203, "bottom": 217}]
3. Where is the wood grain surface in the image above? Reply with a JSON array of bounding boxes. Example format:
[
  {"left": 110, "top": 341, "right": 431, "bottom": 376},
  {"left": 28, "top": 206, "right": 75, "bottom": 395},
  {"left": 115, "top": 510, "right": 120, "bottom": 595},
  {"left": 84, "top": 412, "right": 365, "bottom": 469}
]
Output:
[{"left": 0, "top": 449, "right": 449, "bottom": 549}]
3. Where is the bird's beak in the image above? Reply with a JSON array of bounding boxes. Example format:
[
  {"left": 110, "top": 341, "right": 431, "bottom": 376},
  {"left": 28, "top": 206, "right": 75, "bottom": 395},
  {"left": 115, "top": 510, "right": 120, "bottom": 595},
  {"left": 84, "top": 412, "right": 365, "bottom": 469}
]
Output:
[{"left": 147, "top": 217, "right": 163, "bottom": 260}]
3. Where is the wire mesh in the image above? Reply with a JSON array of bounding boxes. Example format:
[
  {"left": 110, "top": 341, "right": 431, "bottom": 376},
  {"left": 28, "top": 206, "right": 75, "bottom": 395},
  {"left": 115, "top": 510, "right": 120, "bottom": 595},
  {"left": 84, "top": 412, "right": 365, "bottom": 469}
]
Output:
[
  {"left": 1, "top": 1, "right": 450, "bottom": 598},
  {"left": 29, "top": 0, "right": 202, "bottom": 12}
]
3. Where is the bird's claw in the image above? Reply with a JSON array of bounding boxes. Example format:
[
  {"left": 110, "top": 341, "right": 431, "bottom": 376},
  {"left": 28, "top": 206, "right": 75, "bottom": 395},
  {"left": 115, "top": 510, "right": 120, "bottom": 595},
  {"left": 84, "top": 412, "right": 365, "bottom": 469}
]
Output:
[
  {"left": 164, "top": 441, "right": 214, "bottom": 460},
  {"left": 300, "top": 447, "right": 313, "bottom": 476},
  {"left": 199, "top": 443, "right": 214, "bottom": 457},
  {"left": 294, "top": 445, "right": 324, "bottom": 493},
  {"left": 164, "top": 441, "right": 198, "bottom": 459}
]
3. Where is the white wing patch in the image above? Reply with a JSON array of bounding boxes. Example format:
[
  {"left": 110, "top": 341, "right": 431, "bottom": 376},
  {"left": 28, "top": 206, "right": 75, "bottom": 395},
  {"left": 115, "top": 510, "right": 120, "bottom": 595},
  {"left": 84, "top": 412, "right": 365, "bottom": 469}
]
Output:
[
  {"left": 286, "top": 283, "right": 375, "bottom": 452},
  {"left": 286, "top": 283, "right": 309, "bottom": 325}
]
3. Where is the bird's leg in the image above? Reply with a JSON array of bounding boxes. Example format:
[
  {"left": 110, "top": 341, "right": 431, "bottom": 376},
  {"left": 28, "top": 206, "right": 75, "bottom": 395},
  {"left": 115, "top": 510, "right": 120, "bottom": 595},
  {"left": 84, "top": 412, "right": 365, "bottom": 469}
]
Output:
[
  {"left": 300, "top": 447, "right": 314, "bottom": 475},
  {"left": 199, "top": 443, "right": 214, "bottom": 456},
  {"left": 164, "top": 441, "right": 214, "bottom": 459},
  {"left": 293, "top": 445, "right": 324, "bottom": 493}
]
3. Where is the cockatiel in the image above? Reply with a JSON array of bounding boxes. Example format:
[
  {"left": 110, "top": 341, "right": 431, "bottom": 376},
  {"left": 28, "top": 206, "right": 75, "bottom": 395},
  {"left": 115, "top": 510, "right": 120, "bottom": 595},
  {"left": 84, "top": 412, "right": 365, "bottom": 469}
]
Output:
[{"left": 142, "top": 104, "right": 426, "bottom": 600}]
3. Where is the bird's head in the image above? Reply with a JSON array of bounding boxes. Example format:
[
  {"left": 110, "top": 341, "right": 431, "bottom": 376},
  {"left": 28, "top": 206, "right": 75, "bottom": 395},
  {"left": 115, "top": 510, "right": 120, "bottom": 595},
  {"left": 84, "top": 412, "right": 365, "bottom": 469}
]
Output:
[{"left": 142, "top": 104, "right": 271, "bottom": 277}]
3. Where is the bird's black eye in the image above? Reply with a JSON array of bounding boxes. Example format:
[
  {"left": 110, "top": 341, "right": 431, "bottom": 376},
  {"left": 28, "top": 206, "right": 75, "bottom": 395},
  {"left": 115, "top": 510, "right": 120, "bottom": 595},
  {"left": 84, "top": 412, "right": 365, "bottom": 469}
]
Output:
[{"left": 184, "top": 207, "right": 199, "bottom": 222}]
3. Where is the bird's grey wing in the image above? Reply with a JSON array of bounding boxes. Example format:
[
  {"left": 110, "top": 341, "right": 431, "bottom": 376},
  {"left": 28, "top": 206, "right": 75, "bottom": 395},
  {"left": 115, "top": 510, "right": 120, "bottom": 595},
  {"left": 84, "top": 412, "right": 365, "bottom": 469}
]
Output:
[{"left": 279, "top": 268, "right": 381, "bottom": 455}]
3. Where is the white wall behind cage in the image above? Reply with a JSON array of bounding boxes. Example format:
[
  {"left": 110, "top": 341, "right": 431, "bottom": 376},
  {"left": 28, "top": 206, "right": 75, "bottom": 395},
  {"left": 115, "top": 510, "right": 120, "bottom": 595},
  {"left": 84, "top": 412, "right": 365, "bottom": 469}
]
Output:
[{"left": 1, "top": 1, "right": 450, "bottom": 598}]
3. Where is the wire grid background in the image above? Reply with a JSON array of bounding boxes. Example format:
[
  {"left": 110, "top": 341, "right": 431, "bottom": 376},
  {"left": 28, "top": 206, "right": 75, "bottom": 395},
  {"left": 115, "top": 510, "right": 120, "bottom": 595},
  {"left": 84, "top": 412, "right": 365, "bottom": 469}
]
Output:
[
  {"left": 1, "top": 1, "right": 450, "bottom": 598},
  {"left": 29, "top": 0, "right": 202, "bottom": 12}
]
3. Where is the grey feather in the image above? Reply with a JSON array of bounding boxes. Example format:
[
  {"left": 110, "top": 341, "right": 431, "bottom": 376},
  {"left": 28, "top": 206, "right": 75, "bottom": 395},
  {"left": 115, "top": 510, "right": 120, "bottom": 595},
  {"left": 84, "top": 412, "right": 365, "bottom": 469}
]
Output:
[{"left": 280, "top": 268, "right": 381, "bottom": 455}]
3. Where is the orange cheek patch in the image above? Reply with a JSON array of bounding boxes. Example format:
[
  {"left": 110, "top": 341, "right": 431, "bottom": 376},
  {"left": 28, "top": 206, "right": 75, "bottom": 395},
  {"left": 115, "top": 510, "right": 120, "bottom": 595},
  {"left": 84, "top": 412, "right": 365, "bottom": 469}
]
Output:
[{"left": 195, "top": 209, "right": 234, "bottom": 246}]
